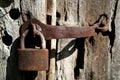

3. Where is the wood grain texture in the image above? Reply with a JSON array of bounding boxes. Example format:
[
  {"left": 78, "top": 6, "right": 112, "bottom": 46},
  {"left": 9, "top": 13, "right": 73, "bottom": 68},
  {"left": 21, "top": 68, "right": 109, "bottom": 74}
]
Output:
[
  {"left": 56, "top": 0, "right": 111, "bottom": 80},
  {"left": 56, "top": 0, "right": 79, "bottom": 80},
  {"left": 20, "top": 0, "right": 46, "bottom": 80},
  {"left": 0, "top": 0, "right": 120, "bottom": 80},
  {"left": 47, "top": 0, "right": 56, "bottom": 80}
]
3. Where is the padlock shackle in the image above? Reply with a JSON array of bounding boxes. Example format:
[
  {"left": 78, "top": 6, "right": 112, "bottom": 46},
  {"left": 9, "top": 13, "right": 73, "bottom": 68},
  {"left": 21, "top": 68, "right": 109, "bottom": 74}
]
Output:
[
  {"left": 20, "top": 29, "right": 29, "bottom": 49},
  {"left": 34, "top": 30, "right": 46, "bottom": 49},
  {"left": 20, "top": 18, "right": 43, "bottom": 35},
  {"left": 20, "top": 29, "right": 46, "bottom": 49},
  {"left": 31, "top": 23, "right": 38, "bottom": 37}
]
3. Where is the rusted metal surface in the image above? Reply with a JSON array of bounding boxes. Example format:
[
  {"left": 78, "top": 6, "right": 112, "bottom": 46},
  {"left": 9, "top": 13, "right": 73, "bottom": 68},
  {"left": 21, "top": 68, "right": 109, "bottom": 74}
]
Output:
[
  {"left": 18, "top": 28, "right": 48, "bottom": 71},
  {"left": 18, "top": 15, "right": 108, "bottom": 71},
  {"left": 20, "top": 16, "right": 108, "bottom": 40},
  {"left": 18, "top": 49, "right": 48, "bottom": 71}
]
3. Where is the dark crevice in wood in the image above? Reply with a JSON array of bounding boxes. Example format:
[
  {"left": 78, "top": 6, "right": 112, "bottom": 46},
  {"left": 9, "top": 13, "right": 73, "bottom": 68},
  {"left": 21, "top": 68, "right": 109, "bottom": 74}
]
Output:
[
  {"left": 46, "top": 14, "right": 52, "bottom": 52},
  {"left": 74, "top": 38, "right": 85, "bottom": 79},
  {"left": 20, "top": 0, "right": 25, "bottom": 22},
  {"left": 47, "top": 15, "right": 52, "bottom": 24},
  {"left": 89, "top": 36, "right": 95, "bottom": 46},
  {"left": 64, "top": 0, "right": 68, "bottom": 21},
  {"left": 20, "top": 0, "right": 33, "bottom": 21},
  {"left": 56, "top": 11, "right": 60, "bottom": 61},
  {"left": 109, "top": 0, "right": 118, "bottom": 60},
  {"left": 56, "top": 11, "right": 61, "bottom": 25},
  {"left": 77, "top": 0, "right": 80, "bottom": 23},
  {"left": 93, "top": 14, "right": 108, "bottom": 27},
  {"left": 89, "top": 14, "right": 108, "bottom": 46},
  {"left": 64, "top": 12, "right": 68, "bottom": 21},
  {"left": 46, "top": 14, "right": 52, "bottom": 70},
  {"left": 25, "top": 11, "right": 32, "bottom": 20},
  {"left": 56, "top": 39, "right": 59, "bottom": 59},
  {"left": 46, "top": 14, "right": 56, "bottom": 80}
]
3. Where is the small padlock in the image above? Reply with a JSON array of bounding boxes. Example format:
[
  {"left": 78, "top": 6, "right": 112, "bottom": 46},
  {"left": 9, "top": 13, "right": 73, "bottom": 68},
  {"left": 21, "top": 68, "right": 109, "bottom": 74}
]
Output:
[{"left": 18, "top": 29, "right": 48, "bottom": 71}]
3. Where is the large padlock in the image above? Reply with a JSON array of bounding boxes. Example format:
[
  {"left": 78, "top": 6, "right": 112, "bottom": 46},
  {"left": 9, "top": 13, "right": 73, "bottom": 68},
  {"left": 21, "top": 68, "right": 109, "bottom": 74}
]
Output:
[{"left": 18, "top": 29, "right": 48, "bottom": 71}]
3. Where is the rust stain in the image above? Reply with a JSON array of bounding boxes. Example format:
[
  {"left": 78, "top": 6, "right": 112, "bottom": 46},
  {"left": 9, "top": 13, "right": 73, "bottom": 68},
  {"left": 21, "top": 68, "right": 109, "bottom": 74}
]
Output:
[
  {"left": 20, "top": 16, "right": 108, "bottom": 40},
  {"left": 18, "top": 27, "right": 48, "bottom": 71}
]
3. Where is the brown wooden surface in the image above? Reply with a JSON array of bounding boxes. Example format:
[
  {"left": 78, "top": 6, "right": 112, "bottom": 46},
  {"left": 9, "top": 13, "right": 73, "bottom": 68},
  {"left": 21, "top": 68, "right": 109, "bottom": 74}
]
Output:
[
  {"left": 56, "top": 0, "right": 111, "bottom": 80},
  {"left": 0, "top": 0, "right": 120, "bottom": 80}
]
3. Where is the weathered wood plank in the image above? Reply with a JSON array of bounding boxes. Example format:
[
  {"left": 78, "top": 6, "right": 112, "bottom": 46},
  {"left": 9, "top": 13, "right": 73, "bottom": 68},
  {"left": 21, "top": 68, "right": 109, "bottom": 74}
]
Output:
[
  {"left": 79, "top": 0, "right": 111, "bottom": 80},
  {"left": 56, "top": 0, "right": 111, "bottom": 80},
  {"left": 56, "top": 0, "right": 79, "bottom": 80},
  {"left": 47, "top": 0, "right": 56, "bottom": 80},
  {"left": 0, "top": 0, "right": 119, "bottom": 80},
  {"left": 0, "top": 0, "right": 21, "bottom": 80},
  {"left": 20, "top": 0, "right": 46, "bottom": 80},
  {"left": 111, "top": 0, "right": 120, "bottom": 80}
]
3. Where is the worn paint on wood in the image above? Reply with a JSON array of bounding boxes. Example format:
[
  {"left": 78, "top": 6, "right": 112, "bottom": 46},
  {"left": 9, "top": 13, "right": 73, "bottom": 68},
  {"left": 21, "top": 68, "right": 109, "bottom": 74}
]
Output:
[
  {"left": 56, "top": 0, "right": 111, "bottom": 80},
  {"left": 0, "top": 0, "right": 120, "bottom": 80}
]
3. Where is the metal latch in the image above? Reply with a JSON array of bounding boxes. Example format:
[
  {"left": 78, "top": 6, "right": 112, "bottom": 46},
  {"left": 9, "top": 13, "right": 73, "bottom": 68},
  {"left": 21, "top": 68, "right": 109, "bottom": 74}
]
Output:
[{"left": 20, "top": 15, "right": 108, "bottom": 40}]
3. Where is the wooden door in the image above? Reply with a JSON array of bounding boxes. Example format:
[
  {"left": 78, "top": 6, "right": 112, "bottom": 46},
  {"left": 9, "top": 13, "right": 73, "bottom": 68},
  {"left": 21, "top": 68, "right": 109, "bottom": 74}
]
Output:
[{"left": 0, "top": 0, "right": 120, "bottom": 80}]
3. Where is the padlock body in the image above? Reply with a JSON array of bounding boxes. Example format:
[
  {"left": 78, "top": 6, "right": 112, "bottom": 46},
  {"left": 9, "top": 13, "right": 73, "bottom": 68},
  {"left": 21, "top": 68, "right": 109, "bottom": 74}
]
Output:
[{"left": 18, "top": 48, "right": 48, "bottom": 71}]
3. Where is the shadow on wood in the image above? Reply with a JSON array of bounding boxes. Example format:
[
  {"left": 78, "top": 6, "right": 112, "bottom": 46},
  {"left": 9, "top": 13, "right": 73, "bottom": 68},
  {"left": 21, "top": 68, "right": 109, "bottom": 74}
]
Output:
[
  {"left": 57, "top": 39, "right": 76, "bottom": 61},
  {"left": 6, "top": 35, "right": 39, "bottom": 80},
  {"left": 6, "top": 37, "right": 22, "bottom": 80},
  {"left": 74, "top": 38, "right": 85, "bottom": 79}
]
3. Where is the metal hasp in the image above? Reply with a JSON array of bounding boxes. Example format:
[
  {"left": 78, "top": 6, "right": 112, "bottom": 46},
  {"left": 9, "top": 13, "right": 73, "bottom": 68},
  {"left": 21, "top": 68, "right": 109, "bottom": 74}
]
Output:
[
  {"left": 20, "top": 15, "right": 108, "bottom": 40},
  {"left": 18, "top": 25, "right": 49, "bottom": 71},
  {"left": 18, "top": 15, "right": 108, "bottom": 71}
]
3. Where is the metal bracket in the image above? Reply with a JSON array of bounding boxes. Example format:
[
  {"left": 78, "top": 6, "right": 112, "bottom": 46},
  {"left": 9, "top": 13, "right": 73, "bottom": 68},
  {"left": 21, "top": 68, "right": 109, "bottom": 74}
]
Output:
[{"left": 20, "top": 15, "right": 108, "bottom": 40}]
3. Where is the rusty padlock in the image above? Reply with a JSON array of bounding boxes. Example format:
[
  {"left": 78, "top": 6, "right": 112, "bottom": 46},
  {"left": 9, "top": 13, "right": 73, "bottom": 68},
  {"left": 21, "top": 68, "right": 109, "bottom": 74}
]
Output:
[{"left": 18, "top": 28, "right": 48, "bottom": 71}]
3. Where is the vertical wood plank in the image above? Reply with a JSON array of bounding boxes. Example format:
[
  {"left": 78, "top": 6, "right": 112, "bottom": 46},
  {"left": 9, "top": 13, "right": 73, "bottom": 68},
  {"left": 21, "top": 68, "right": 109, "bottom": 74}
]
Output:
[
  {"left": 20, "top": 0, "right": 46, "bottom": 23},
  {"left": 79, "top": 0, "right": 111, "bottom": 80},
  {"left": 0, "top": 0, "right": 119, "bottom": 80},
  {"left": 0, "top": 0, "right": 21, "bottom": 80},
  {"left": 56, "top": 0, "right": 112, "bottom": 80},
  {"left": 111, "top": 0, "right": 120, "bottom": 80},
  {"left": 20, "top": 0, "right": 46, "bottom": 80},
  {"left": 46, "top": 0, "right": 56, "bottom": 80},
  {"left": 56, "top": 0, "right": 79, "bottom": 80}
]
